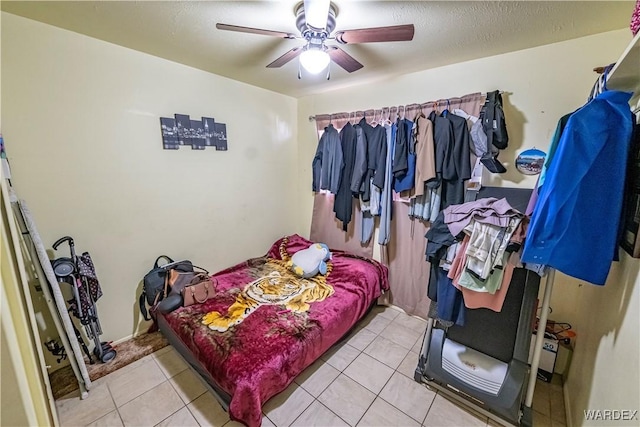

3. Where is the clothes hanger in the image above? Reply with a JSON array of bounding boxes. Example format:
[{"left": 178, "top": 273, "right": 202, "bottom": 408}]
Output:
[
  {"left": 429, "top": 101, "right": 438, "bottom": 118},
  {"left": 454, "top": 106, "right": 480, "bottom": 123},
  {"left": 405, "top": 104, "right": 414, "bottom": 122},
  {"left": 370, "top": 109, "right": 379, "bottom": 127},
  {"left": 442, "top": 99, "right": 450, "bottom": 117},
  {"left": 385, "top": 107, "right": 393, "bottom": 126},
  {"left": 452, "top": 107, "right": 470, "bottom": 119},
  {"left": 373, "top": 109, "right": 383, "bottom": 126}
]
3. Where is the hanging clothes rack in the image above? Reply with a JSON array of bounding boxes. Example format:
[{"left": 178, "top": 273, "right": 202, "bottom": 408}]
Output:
[
  {"left": 309, "top": 88, "right": 552, "bottom": 423},
  {"left": 525, "top": 269, "right": 555, "bottom": 407},
  {"left": 307, "top": 91, "right": 503, "bottom": 122},
  {"left": 528, "top": 34, "right": 640, "bottom": 410}
]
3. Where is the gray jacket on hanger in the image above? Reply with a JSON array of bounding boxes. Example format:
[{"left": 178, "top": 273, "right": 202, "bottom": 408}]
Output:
[{"left": 312, "top": 124, "right": 343, "bottom": 194}]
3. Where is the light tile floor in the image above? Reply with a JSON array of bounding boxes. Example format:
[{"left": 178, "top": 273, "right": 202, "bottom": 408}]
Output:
[{"left": 56, "top": 306, "right": 566, "bottom": 427}]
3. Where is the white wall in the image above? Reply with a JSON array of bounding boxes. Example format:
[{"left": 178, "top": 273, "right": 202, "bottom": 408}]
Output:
[
  {"left": 296, "top": 29, "right": 633, "bottom": 236},
  {"left": 3, "top": 11, "right": 638, "bottom": 425},
  {"left": 296, "top": 29, "right": 638, "bottom": 426},
  {"left": 563, "top": 253, "right": 640, "bottom": 426},
  {"left": 2, "top": 12, "right": 299, "bottom": 344},
  {"left": 296, "top": 28, "right": 633, "bottom": 315}
]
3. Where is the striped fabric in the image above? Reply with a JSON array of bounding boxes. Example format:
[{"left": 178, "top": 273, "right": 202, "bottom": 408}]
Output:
[{"left": 632, "top": 0, "right": 640, "bottom": 35}]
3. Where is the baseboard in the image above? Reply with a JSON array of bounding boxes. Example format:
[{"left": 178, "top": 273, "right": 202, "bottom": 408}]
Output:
[
  {"left": 111, "top": 326, "right": 155, "bottom": 346},
  {"left": 111, "top": 331, "right": 152, "bottom": 345},
  {"left": 563, "top": 382, "right": 573, "bottom": 427},
  {"left": 111, "top": 334, "right": 134, "bottom": 346}
]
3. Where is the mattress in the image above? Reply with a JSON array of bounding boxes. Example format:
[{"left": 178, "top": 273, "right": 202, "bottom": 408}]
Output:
[{"left": 157, "top": 234, "right": 388, "bottom": 426}]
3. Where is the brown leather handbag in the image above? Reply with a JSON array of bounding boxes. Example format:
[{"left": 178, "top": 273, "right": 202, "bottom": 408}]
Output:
[{"left": 182, "top": 274, "right": 216, "bottom": 306}]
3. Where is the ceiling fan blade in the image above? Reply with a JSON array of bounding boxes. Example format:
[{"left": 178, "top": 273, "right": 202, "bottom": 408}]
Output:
[
  {"left": 216, "top": 23, "right": 296, "bottom": 39},
  {"left": 335, "top": 24, "right": 415, "bottom": 44},
  {"left": 304, "top": 0, "right": 331, "bottom": 29},
  {"left": 267, "top": 47, "right": 304, "bottom": 68},
  {"left": 327, "top": 46, "right": 363, "bottom": 73}
]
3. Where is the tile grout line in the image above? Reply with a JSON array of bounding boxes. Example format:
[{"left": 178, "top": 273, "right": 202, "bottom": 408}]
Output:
[
  {"left": 98, "top": 374, "right": 124, "bottom": 427},
  {"left": 355, "top": 314, "right": 433, "bottom": 426},
  {"left": 300, "top": 349, "right": 356, "bottom": 426},
  {"left": 91, "top": 309, "right": 559, "bottom": 427},
  {"left": 353, "top": 366, "right": 397, "bottom": 427},
  {"left": 152, "top": 402, "right": 186, "bottom": 427},
  {"left": 185, "top": 402, "right": 204, "bottom": 427},
  {"left": 371, "top": 357, "right": 437, "bottom": 427},
  {"left": 282, "top": 393, "right": 315, "bottom": 427},
  {"left": 113, "top": 357, "right": 171, "bottom": 426},
  {"left": 421, "top": 389, "right": 439, "bottom": 425},
  {"left": 311, "top": 326, "right": 378, "bottom": 426},
  {"left": 168, "top": 368, "right": 208, "bottom": 406},
  {"left": 114, "top": 357, "right": 165, "bottom": 409},
  {"left": 335, "top": 317, "right": 418, "bottom": 426},
  {"left": 154, "top": 374, "right": 199, "bottom": 427}
]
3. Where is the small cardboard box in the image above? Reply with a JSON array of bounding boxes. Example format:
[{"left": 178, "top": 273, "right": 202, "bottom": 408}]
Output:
[{"left": 528, "top": 334, "right": 559, "bottom": 382}]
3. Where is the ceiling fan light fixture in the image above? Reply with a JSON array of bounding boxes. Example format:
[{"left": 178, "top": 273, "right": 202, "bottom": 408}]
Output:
[
  {"left": 303, "top": 0, "right": 331, "bottom": 29},
  {"left": 299, "top": 48, "right": 330, "bottom": 74}
]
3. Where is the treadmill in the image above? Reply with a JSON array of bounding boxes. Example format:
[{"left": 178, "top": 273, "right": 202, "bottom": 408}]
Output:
[{"left": 414, "top": 187, "right": 539, "bottom": 426}]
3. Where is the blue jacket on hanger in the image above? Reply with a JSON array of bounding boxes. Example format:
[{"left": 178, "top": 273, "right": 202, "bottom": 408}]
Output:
[{"left": 522, "top": 90, "right": 633, "bottom": 285}]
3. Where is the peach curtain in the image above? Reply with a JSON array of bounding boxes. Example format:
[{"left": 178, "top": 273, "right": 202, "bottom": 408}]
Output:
[
  {"left": 309, "top": 192, "right": 374, "bottom": 258},
  {"left": 381, "top": 201, "right": 432, "bottom": 318},
  {"left": 310, "top": 93, "right": 484, "bottom": 318}
]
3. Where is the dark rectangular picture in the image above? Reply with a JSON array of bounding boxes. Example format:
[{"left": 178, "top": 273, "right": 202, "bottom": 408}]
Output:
[
  {"left": 174, "top": 113, "right": 192, "bottom": 146},
  {"left": 191, "top": 119, "right": 205, "bottom": 150},
  {"left": 202, "top": 117, "right": 216, "bottom": 147},
  {"left": 214, "top": 122, "right": 228, "bottom": 151},
  {"left": 159, "top": 117, "right": 179, "bottom": 150}
]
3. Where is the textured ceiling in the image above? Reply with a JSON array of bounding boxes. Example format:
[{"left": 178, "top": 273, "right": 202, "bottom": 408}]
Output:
[{"left": 1, "top": 1, "right": 634, "bottom": 98}]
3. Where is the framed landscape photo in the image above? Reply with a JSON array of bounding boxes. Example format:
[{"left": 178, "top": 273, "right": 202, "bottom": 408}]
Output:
[
  {"left": 190, "top": 119, "right": 205, "bottom": 150},
  {"left": 160, "top": 117, "right": 179, "bottom": 150},
  {"left": 202, "top": 117, "right": 216, "bottom": 147},
  {"left": 214, "top": 122, "right": 228, "bottom": 151},
  {"left": 162, "top": 114, "right": 227, "bottom": 151},
  {"left": 516, "top": 148, "right": 546, "bottom": 175},
  {"left": 174, "top": 114, "right": 192, "bottom": 146}
]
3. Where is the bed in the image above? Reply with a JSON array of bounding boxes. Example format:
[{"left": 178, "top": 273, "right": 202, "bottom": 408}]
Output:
[{"left": 156, "top": 234, "right": 389, "bottom": 426}]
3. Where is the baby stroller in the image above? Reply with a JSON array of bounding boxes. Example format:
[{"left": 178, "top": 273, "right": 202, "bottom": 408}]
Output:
[{"left": 52, "top": 236, "right": 116, "bottom": 364}]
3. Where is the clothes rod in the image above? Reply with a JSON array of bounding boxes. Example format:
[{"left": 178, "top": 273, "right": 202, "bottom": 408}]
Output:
[{"left": 309, "top": 91, "right": 504, "bottom": 122}]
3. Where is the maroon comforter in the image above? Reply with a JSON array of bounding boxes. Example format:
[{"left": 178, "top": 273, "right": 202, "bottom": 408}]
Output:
[{"left": 161, "top": 234, "right": 389, "bottom": 426}]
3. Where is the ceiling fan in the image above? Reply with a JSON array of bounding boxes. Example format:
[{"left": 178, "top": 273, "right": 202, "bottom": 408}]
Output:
[{"left": 216, "top": 0, "right": 415, "bottom": 78}]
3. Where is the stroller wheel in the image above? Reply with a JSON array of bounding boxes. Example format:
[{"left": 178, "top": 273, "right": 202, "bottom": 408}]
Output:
[
  {"left": 53, "top": 258, "right": 75, "bottom": 277},
  {"left": 101, "top": 348, "right": 117, "bottom": 363},
  {"left": 94, "top": 342, "right": 117, "bottom": 363}
]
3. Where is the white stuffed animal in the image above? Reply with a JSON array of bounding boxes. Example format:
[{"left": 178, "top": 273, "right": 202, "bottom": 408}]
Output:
[{"left": 289, "top": 243, "right": 331, "bottom": 278}]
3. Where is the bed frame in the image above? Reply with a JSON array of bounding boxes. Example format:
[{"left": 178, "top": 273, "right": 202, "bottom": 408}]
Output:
[
  {"left": 156, "top": 299, "right": 378, "bottom": 413},
  {"left": 151, "top": 234, "right": 390, "bottom": 427}
]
